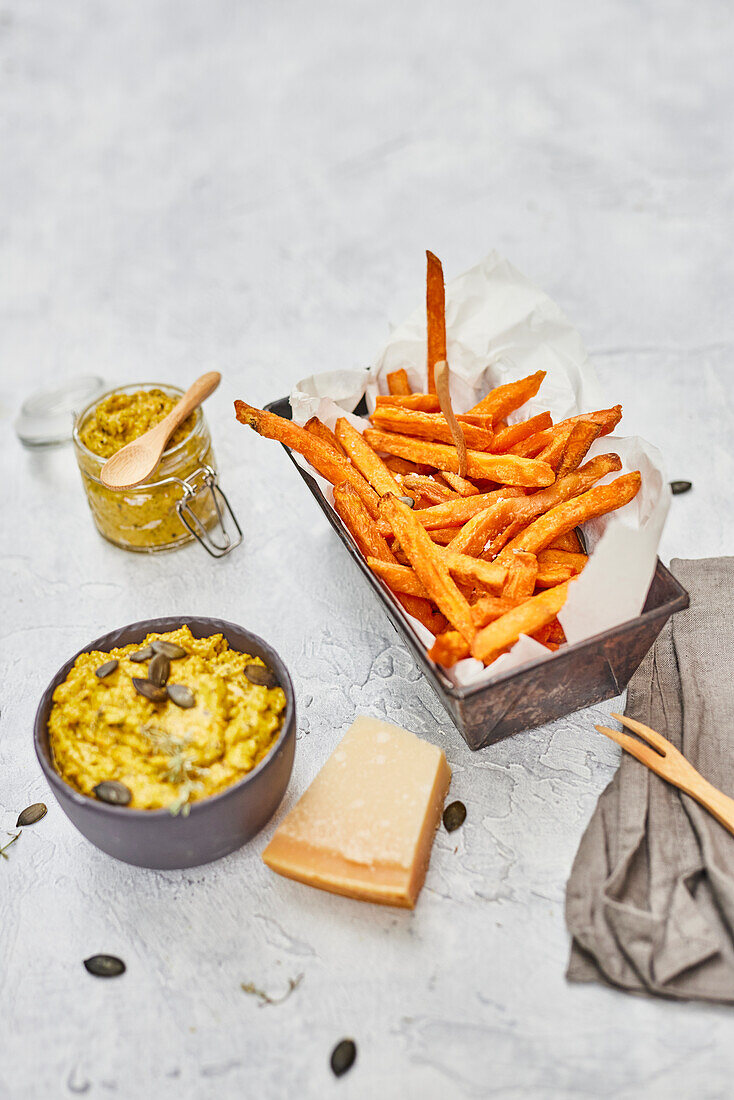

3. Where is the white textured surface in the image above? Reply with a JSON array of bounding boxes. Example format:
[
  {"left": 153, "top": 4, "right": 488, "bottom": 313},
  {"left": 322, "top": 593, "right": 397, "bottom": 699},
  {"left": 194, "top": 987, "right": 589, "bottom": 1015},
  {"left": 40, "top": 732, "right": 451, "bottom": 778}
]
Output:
[{"left": 1, "top": 2, "right": 733, "bottom": 1097}]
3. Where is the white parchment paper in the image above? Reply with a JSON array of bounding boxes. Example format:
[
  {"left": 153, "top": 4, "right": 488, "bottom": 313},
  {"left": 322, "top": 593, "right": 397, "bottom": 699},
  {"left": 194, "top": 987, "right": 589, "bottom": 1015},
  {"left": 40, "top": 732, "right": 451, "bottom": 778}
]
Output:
[{"left": 290, "top": 251, "right": 670, "bottom": 686}]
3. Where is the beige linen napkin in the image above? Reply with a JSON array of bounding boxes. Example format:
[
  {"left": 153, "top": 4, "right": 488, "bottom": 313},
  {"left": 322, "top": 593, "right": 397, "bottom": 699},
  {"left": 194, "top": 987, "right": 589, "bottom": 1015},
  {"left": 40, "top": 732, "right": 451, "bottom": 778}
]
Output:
[{"left": 566, "top": 558, "right": 734, "bottom": 1002}]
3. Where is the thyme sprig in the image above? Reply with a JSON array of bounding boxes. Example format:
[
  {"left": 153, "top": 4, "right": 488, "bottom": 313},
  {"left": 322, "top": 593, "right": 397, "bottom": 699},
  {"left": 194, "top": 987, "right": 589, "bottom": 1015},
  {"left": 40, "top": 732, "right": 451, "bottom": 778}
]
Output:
[
  {"left": 0, "top": 832, "right": 20, "bottom": 861},
  {"left": 240, "top": 973, "right": 303, "bottom": 1007},
  {"left": 139, "top": 725, "right": 204, "bottom": 816}
]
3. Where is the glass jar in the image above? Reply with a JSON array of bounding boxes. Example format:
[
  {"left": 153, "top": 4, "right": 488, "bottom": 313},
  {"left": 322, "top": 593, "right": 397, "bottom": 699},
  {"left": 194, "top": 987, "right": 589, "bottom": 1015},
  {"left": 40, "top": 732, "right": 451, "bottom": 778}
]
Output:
[{"left": 73, "top": 383, "right": 241, "bottom": 556}]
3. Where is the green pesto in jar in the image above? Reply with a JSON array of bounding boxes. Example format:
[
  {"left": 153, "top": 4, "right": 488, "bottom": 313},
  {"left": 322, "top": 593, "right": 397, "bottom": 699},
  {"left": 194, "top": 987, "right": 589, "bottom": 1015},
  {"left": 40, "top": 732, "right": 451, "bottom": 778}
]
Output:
[{"left": 73, "top": 385, "right": 217, "bottom": 553}]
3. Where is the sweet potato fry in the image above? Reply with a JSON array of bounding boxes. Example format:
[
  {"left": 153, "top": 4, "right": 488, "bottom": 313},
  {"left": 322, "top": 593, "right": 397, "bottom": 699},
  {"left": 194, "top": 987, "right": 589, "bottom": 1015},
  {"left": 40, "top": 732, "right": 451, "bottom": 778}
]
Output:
[
  {"left": 435, "top": 548, "right": 507, "bottom": 592},
  {"left": 497, "top": 472, "right": 642, "bottom": 561},
  {"left": 235, "top": 401, "right": 381, "bottom": 518},
  {"left": 403, "top": 474, "right": 457, "bottom": 504},
  {"left": 549, "top": 529, "right": 585, "bottom": 553},
  {"left": 475, "top": 453, "right": 623, "bottom": 558},
  {"left": 387, "top": 368, "right": 412, "bottom": 396},
  {"left": 363, "top": 429, "right": 555, "bottom": 487},
  {"left": 536, "top": 428, "right": 574, "bottom": 472},
  {"left": 546, "top": 618, "right": 567, "bottom": 644},
  {"left": 502, "top": 551, "right": 538, "bottom": 599},
  {"left": 305, "top": 417, "right": 346, "bottom": 455},
  {"left": 426, "top": 527, "right": 465, "bottom": 545},
  {"left": 333, "top": 483, "right": 440, "bottom": 632},
  {"left": 489, "top": 412, "right": 553, "bottom": 454},
  {"left": 532, "top": 618, "right": 566, "bottom": 648},
  {"left": 447, "top": 503, "right": 512, "bottom": 557},
  {"left": 456, "top": 413, "right": 495, "bottom": 429},
  {"left": 412, "top": 487, "right": 525, "bottom": 531},
  {"left": 427, "top": 631, "right": 475, "bottom": 668},
  {"left": 536, "top": 549, "right": 588, "bottom": 575},
  {"left": 510, "top": 406, "right": 623, "bottom": 457},
  {"left": 375, "top": 394, "right": 441, "bottom": 412},
  {"left": 333, "top": 483, "right": 392, "bottom": 563},
  {"left": 467, "top": 371, "right": 546, "bottom": 421},
  {"left": 427, "top": 595, "right": 521, "bottom": 666},
  {"left": 335, "top": 417, "right": 402, "bottom": 497},
  {"left": 534, "top": 565, "right": 574, "bottom": 588},
  {"left": 426, "top": 251, "right": 446, "bottom": 394},
  {"left": 471, "top": 582, "right": 571, "bottom": 665},
  {"left": 555, "top": 421, "right": 602, "bottom": 478},
  {"left": 380, "top": 494, "right": 475, "bottom": 643},
  {"left": 369, "top": 407, "right": 495, "bottom": 451},
  {"left": 367, "top": 559, "right": 430, "bottom": 598},
  {"left": 439, "top": 471, "right": 480, "bottom": 496},
  {"left": 384, "top": 455, "right": 433, "bottom": 476},
  {"left": 367, "top": 558, "right": 500, "bottom": 603}
]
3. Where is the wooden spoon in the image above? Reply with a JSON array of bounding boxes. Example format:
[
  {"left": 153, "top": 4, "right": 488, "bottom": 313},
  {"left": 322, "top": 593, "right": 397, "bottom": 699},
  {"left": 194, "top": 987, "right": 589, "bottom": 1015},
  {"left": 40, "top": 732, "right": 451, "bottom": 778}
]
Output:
[{"left": 100, "top": 372, "right": 221, "bottom": 490}]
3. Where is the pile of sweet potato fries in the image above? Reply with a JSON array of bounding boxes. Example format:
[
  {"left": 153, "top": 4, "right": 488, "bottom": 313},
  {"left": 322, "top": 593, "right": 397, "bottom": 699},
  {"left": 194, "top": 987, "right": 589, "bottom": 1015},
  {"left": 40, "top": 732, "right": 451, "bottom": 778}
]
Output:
[{"left": 235, "top": 252, "right": 641, "bottom": 669}]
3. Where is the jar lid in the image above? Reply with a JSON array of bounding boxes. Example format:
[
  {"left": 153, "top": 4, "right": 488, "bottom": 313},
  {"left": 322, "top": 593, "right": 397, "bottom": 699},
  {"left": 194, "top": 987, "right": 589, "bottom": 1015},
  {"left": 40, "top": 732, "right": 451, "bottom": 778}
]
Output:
[{"left": 15, "top": 375, "right": 107, "bottom": 447}]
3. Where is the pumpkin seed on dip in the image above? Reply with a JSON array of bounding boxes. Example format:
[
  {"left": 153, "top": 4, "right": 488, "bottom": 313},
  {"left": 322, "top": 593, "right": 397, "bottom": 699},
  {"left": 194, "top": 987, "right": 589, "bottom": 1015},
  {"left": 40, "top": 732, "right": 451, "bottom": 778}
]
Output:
[{"left": 47, "top": 626, "right": 286, "bottom": 813}]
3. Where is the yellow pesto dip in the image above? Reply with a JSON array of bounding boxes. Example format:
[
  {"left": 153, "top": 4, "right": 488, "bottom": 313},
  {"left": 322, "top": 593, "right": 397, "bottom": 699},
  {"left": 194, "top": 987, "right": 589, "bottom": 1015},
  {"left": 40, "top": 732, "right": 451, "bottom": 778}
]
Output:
[
  {"left": 48, "top": 627, "right": 286, "bottom": 813},
  {"left": 78, "top": 388, "right": 196, "bottom": 459}
]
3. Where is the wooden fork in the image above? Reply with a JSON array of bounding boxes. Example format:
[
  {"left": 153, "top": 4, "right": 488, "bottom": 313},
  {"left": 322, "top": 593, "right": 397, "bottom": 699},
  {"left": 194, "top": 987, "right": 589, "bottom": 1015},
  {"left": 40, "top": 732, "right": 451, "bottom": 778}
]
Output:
[{"left": 596, "top": 713, "right": 734, "bottom": 836}]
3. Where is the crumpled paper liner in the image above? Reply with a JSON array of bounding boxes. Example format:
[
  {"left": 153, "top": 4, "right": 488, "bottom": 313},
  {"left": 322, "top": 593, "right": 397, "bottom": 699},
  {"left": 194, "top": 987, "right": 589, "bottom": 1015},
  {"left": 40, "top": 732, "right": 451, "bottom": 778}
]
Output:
[{"left": 290, "top": 251, "right": 669, "bottom": 687}]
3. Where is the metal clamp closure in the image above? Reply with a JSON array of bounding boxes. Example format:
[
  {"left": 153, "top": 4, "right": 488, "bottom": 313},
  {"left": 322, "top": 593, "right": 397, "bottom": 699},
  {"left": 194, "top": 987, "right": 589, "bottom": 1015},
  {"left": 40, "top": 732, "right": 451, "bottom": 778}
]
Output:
[{"left": 174, "top": 465, "right": 242, "bottom": 558}]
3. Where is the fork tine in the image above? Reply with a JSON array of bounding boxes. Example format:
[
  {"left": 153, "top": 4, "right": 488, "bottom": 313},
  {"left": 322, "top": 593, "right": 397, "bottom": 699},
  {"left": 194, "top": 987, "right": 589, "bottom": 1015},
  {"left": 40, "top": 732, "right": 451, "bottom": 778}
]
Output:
[
  {"left": 607, "top": 712, "right": 673, "bottom": 756},
  {"left": 610, "top": 712, "right": 669, "bottom": 755},
  {"left": 595, "top": 724, "right": 666, "bottom": 771}
]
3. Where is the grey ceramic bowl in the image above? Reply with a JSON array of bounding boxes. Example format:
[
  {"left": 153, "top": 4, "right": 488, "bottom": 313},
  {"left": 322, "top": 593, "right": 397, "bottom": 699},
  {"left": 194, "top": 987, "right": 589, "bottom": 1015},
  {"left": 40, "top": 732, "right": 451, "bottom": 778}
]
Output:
[{"left": 34, "top": 616, "right": 296, "bottom": 870}]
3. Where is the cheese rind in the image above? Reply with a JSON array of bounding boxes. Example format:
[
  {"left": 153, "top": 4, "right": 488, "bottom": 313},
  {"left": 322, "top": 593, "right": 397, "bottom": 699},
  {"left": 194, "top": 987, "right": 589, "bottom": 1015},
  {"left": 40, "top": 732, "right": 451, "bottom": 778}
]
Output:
[{"left": 262, "top": 716, "right": 451, "bottom": 908}]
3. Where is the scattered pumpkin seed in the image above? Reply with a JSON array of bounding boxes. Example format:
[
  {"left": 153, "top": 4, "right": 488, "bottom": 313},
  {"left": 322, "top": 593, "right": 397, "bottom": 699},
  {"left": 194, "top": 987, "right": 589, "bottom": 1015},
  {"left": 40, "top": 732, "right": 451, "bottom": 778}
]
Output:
[
  {"left": 148, "top": 652, "right": 170, "bottom": 687},
  {"left": 95, "top": 659, "right": 118, "bottom": 679},
  {"left": 397, "top": 494, "right": 416, "bottom": 508},
  {"left": 93, "top": 781, "right": 132, "bottom": 806},
  {"left": 130, "top": 646, "right": 154, "bottom": 663},
  {"left": 330, "top": 1039, "right": 357, "bottom": 1078},
  {"left": 152, "top": 640, "right": 187, "bottom": 660},
  {"left": 443, "top": 800, "right": 467, "bottom": 832},
  {"left": 84, "top": 955, "right": 126, "bottom": 978},
  {"left": 670, "top": 480, "right": 692, "bottom": 495},
  {"left": 16, "top": 803, "right": 47, "bottom": 827},
  {"left": 132, "top": 677, "right": 168, "bottom": 703},
  {"left": 167, "top": 684, "right": 195, "bottom": 709},
  {"left": 244, "top": 663, "right": 278, "bottom": 689}
]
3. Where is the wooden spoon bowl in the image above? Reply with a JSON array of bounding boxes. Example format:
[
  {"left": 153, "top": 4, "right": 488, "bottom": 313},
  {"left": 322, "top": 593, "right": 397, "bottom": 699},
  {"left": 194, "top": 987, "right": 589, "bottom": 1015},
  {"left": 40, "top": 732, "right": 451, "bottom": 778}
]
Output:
[{"left": 100, "top": 372, "right": 221, "bottom": 490}]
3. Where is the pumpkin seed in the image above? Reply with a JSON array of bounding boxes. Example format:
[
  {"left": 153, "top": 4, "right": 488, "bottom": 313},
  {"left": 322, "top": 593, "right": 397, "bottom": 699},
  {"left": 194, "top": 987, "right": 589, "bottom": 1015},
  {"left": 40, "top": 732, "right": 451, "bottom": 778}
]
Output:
[
  {"left": 148, "top": 652, "right": 170, "bottom": 687},
  {"left": 670, "top": 480, "right": 692, "bottom": 495},
  {"left": 244, "top": 663, "right": 278, "bottom": 688},
  {"left": 330, "top": 1038, "right": 357, "bottom": 1078},
  {"left": 132, "top": 677, "right": 168, "bottom": 703},
  {"left": 152, "top": 640, "right": 187, "bottom": 660},
  {"left": 130, "top": 646, "right": 154, "bottom": 663},
  {"left": 397, "top": 495, "right": 416, "bottom": 508},
  {"left": 93, "top": 781, "right": 132, "bottom": 806},
  {"left": 95, "top": 659, "right": 118, "bottom": 679},
  {"left": 84, "top": 954, "right": 126, "bottom": 978},
  {"left": 167, "top": 684, "right": 195, "bottom": 709},
  {"left": 443, "top": 800, "right": 467, "bottom": 832},
  {"left": 16, "top": 803, "right": 47, "bottom": 827}
]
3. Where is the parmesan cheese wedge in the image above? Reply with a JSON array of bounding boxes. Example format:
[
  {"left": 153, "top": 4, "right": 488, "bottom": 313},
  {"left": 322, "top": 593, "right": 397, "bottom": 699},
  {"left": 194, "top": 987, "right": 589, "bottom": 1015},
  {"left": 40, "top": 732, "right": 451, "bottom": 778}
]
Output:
[{"left": 262, "top": 716, "right": 451, "bottom": 908}]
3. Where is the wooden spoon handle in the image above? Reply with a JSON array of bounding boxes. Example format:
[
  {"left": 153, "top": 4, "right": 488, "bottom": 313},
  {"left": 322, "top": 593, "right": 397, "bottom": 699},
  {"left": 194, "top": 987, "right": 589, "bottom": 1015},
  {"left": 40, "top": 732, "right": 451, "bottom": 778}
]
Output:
[{"left": 161, "top": 371, "right": 221, "bottom": 434}]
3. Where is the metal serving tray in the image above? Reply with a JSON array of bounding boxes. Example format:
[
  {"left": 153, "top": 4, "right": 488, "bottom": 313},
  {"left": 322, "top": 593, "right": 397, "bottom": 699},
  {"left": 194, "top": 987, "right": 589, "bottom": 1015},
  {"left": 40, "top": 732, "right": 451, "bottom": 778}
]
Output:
[{"left": 266, "top": 397, "right": 689, "bottom": 750}]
